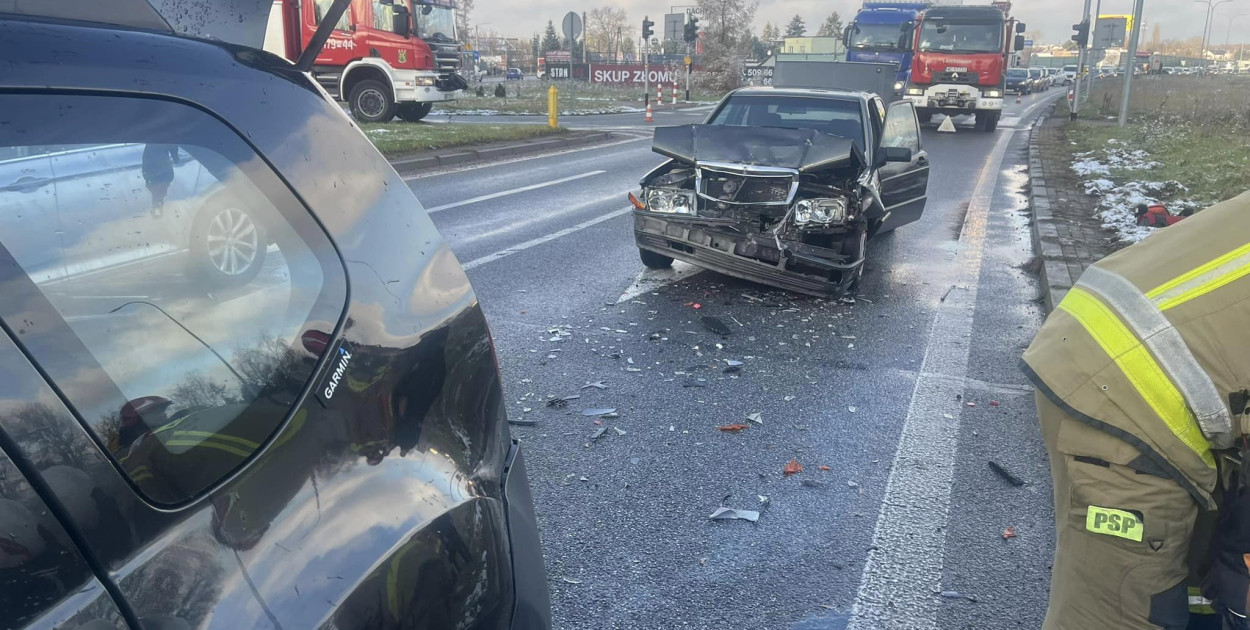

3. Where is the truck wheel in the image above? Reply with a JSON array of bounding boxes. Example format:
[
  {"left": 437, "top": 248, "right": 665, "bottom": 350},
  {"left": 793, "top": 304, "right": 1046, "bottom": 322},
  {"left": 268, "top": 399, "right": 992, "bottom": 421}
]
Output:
[
  {"left": 979, "top": 112, "right": 1000, "bottom": 132},
  {"left": 397, "top": 102, "right": 434, "bottom": 122},
  {"left": 639, "top": 248, "right": 673, "bottom": 269},
  {"left": 349, "top": 79, "right": 397, "bottom": 123}
]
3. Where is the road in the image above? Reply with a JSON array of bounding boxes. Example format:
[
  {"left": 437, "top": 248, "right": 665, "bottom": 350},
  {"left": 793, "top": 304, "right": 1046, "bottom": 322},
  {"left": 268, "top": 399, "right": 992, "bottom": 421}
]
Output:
[{"left": 405, "top": 89, "right": 1064, "bottom": 630}]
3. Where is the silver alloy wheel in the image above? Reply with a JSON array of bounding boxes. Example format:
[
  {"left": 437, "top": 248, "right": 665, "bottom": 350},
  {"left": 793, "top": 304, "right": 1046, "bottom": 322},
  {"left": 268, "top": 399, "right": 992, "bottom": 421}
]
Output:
[
  {"left": 205, "top": 208, "right": 259, "bottom": 276},
  {"left": 358, "top": 88, "right": 387, "bottom": 118}
]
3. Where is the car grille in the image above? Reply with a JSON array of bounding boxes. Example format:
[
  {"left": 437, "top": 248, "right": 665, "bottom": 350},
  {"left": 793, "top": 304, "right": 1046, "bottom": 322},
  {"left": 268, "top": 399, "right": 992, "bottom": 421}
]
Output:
[
  {"left": 932, "top": 71, "right": 981, "bottom": 85},
  {"left": 428, "top": 41, "right": 461, "bottom": 77},
  {"left": 698, "top": 170, "right": 794, "bottom": 206}
]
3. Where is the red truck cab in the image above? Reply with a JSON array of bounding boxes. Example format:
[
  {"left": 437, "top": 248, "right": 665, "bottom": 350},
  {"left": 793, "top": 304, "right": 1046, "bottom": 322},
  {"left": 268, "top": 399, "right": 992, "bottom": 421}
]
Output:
[
  {"left": 903, "top": 3, "right": 1025, "bottom": 132},
  {"left": 265, "top": 0, "right": 466, "bottom": 123}
]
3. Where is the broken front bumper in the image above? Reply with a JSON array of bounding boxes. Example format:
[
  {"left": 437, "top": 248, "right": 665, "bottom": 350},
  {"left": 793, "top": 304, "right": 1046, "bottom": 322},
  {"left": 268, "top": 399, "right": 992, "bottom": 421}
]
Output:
[{"left": 634, "top": 211, "right": 859, "bottom": 297}]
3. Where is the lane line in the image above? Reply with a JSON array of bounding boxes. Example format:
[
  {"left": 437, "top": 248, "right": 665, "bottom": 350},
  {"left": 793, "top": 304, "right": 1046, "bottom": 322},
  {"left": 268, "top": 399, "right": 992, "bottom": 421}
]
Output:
[
  {"left": 422, "top": 170, "right": 606, "bottom": 213},
  {"left": 450, "top": 191, "right": 624, "bottom": 247},
  {"left": 461, "top": 207, "right": 633, "bottom": 270},
  {"left": 847, "top": 103, "right": 1024, "bottom": 630},
  {"left": 616, "top": 261, "right": 704, "bottom": 303},
  {"left": 402, "top": 135, "right": 650, "bottom": 180}
]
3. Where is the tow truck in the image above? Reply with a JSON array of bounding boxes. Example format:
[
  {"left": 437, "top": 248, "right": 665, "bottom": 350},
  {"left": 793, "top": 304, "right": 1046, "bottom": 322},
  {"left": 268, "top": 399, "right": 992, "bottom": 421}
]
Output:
[
  {"left": 902, "top": 3, "right": 1026, "bottom": 131},
  {"left": 264, "top": 0, "right": 468, "bottom": 123}
]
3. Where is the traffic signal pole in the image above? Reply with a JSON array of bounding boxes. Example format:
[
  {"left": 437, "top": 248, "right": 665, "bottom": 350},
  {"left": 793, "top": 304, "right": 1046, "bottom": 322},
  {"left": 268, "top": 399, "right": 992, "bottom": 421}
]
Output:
[
  {"left": 1070, "top": 0, "right": 1092, "bottom": 120},
  {"left": 1118, "top": 0, "right": 1144, "bottom": 126}
]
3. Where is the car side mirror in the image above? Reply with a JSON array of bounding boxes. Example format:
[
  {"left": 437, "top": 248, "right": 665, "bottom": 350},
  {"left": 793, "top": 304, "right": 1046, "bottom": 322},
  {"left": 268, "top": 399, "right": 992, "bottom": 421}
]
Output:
[
  {"left": 392, "top": 5, "right": 411, "bottom": 37},
  {"left": 1014, "top": 34, "right": 1025, "bottom": 51},
  {"left": 898, "top": 21, "right": 914, "bottom": 51},
  {"left": 882, "top": 146, "right": 912, "bottom": 163},
  {"left": 843, "top": 25, "right": 854, "bottom": 48},
  {"left": 1016, "top": 22, "right": 1027, "bottom": 34}
]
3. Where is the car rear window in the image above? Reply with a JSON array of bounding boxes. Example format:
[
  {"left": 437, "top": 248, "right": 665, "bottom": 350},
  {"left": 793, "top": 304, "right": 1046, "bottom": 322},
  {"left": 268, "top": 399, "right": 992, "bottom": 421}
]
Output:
[
  {"left": 1007, "top": 69, "right": 1028, "bottom": 77},
  {"left": 0, "top": 94, "right": 348, "bottom": 505},
  {"left": 709, "top": 95, "right": 866, "bottom": 151}
]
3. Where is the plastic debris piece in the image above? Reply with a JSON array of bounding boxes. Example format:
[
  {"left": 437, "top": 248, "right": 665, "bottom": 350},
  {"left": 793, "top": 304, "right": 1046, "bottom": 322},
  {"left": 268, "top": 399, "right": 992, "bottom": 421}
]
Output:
[
  {"left": 784, "top": 458, "right": 803, "bottom": 476},
  {"left": 990, "top": 400, "right": 1000, "bottom": 407},
  {"left": 683, "top": 379, "right": 707, "bottom": 388},
  {"left": 717, "top": 423, "right": 750, "bottom": 433},
  {"left": 701, "top": 316, "right": 733, "bottom": 336},
  {"left": 1002, "top": 526, "right": 1017, "bottom": 540},
  {"left": 988, "top": 461, "right": 1025, "bottom": 487},
  {"left": 626, "top": 367, "right": 642, "bottom": 372},
  {"left": 590, "top": 427, "right": 607, "bottom": 440},
  {"left": 784, "top": 395, "right": 797, "bottom": 402},
  {"left": 966, "top": 402, "right": 976, "bottom": 407},
  {"left": 725, "top": 360, "right": 744, "bottom": 367},
  {"left": 669, "top": 425, "right": 675, "bottom": 431},
  {"left": 582, "top": 408, "right": 617, "bottom": 417},
  {"left": 819, "top": 465, "right": 832, "bottom": 471},
  {"left": 943, "top": 413, "right": 954, "bottom": 420},
  {"left": 691, "top": 303, "right": 703, "bottom": 309},
  {"left": 613, "top": 427, "right": 626, "bottom": 436},
  {"left": 579, "top": 476, "right": 589, "bottom": 482},
  {"left": 509, "top": 418, "right": 539, "bottom": 427},
  {"left": 708, "top": 507, "right": 760, "bottom": 522},
  {"left": 847, "top": 480, "right": 860, "bottom": 488},
  {"left": 723, "top": 365, "right": 741, "bottom": 374},
  {"left": 562, "top": 577, "right": 583, "bottom": 584},
  {"left": 758, "top": 494, "right": 770, "bottom": 505},
  {"left": 848, "top": 406, "right": 858, "bottom": 413},
  {"left": 939, "top": 590, "right": 977, "bottom": 602},
  {"left": 546, "top": 394, "right": 582, "bottom": 409},
  {"left": 582, "top": 381, "right": 608, "bottom": 390},
  {"left": 746, "top": 412, "right": 763, "bottom": 425}
]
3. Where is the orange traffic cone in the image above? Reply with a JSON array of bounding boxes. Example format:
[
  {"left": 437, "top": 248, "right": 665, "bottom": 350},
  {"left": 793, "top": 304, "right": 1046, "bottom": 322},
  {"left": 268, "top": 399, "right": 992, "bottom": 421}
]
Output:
[{"left": 645, "top": 102, "right": 654, "bottom": 123}]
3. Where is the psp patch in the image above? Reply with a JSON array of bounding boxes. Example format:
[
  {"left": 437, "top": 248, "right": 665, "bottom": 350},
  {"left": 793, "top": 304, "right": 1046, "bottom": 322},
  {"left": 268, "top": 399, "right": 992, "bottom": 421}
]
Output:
[{"left": 1086, "top": 505, "right": 1143, "bottom": 542}]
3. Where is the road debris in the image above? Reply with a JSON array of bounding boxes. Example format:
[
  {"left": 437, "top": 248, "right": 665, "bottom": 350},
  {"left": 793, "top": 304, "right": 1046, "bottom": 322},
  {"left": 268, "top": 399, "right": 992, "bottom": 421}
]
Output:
[
  {"left": 582, "top": 408, "right": 617, "bottom": 417},
  {"left": 508, "top": 417, "right": 540, "bottom": 427},
  {"left": 801, "top": 480, "right": 825, "bottom": 489},
  {"left": 546, "top": 394, "right": 582, "bottom": 409},
  {"left": 582, "top": 381, "right": 608, "bottom": 390},
  {"left": 562, "top": 577, "right": 583, "bottom": 584},
  {"left": 784, "top": 458, "right": 803, "bottom": 476},
  {"left": 940, "top": 285, "right": 957, "bottom": 302},
  {"left": 746, "top": 412, "right": 763, "bottom": 425},
  {"left": 989, "top": 400, "right": 1000, "bottom": 407},
  {"left": 939, "top": 590, "right": 977, "bottom": 603},
  {"left": 988, "top": 461, "right": 1025, "bottom": 487},
  {"left": 847, "top": 480, "right": 860, "bottom": 489},
  {"left": 848, "top": 406, "right": 858, "bottom": 413},
  {"left": 717, "top": 423, "right": 750, "bottom": 433},
  {"left": 819, "top": 465, "right": 832, "bottom": 471},
  {"left": 758, "top": 494, "right": 770, "bottom": 506},
  {"left": 683, "top": 379, "right": 708, "bottom": 388},
  {"left": 701, "top": 316, "right": 733, "bottom": 336},
  {"left": 590, "top": 427, "right": 607, "bottom": 441},
  {"left": 613, "top": 427, "right": 627, "bottom": 436},
  {"left": 784, "top": 395, "right": 797, "bottom": 402},
  {"left": 1002, "top": 526, "right": 1017, "bottom": 540},
  {"left": 708, "top": 507, "right": 760, "bottom": 522}
]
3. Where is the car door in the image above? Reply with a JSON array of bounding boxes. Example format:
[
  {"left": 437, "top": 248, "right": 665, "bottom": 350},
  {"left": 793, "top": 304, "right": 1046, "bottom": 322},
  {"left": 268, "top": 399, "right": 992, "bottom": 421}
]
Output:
[{"left": 876, "top": 100, "right": 929, "bottom": 234}]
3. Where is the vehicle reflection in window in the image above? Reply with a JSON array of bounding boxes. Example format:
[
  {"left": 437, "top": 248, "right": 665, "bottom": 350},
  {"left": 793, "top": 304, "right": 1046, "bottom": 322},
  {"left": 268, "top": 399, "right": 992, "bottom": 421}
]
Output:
[{"left": 0, "top": 94, "right": 347, "bottom": 505}]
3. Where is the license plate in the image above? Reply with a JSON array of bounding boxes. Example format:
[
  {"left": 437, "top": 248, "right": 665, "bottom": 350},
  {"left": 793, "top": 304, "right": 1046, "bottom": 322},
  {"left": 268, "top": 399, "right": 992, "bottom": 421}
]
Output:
[{"left": 946, "top": 67, "right": 968, "bottom": 72}]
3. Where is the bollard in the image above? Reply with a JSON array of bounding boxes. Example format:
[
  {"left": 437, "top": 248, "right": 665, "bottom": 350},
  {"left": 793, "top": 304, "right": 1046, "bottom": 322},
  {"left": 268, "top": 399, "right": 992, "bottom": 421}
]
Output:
[
  {"left": 657, "top": 83, "right": 663, "bottom": 105},
  {"left": 672, "top": 81, "right": 678, "bottom": 104},
  {"left": 548, "top": 85, "right": 558, "bottom": 128}
]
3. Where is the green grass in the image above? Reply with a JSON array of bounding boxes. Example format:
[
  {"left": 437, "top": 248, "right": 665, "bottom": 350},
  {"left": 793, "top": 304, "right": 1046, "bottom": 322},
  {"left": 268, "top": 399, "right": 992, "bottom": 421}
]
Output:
[
  {"left": 361, "top": 123, "right": 566, "bottom": 157},
  {"left": 1063, "top": 75, "right": 1250, "bottom": 204},
  {"left": 439, "top": 81, "right": 725, "bottom": 115}
]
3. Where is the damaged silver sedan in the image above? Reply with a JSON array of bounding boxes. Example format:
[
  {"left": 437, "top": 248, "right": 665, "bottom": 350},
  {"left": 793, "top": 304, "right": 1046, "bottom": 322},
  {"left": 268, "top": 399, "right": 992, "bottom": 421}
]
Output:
[{"left": 631, "top": 87, "right": 930, "bottom": 297}]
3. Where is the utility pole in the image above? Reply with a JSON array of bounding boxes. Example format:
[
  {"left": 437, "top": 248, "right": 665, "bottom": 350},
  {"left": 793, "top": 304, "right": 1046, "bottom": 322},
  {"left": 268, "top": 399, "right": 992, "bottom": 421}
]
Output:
[
  {"left": 642, "top": 16, "right": 655, "bottom": 105},
  {"left": 1118, "top": 0, "right": 1144, "bottom": 126},
  {"left": 1071, "top": 0, "right": 1093, "bottom": 119}
]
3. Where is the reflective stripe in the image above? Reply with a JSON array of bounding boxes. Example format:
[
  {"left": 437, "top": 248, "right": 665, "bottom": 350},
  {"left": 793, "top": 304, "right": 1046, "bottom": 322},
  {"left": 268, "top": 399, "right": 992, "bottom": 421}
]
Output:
[
  {"left": 1058, "top": 288, "right": 1216, "bottom": 467},
  {"left": 172, "top": 430, "right": 260, "bottom": 450},
  {"left": 1189, "top": 587, "right": 1217, "bottom": 615},
  {"left": 1078, "top": 267, "right": 1234, "bottom": 448},
  {"left": 1148, "top": 241, "right": 1250, "bottom": 311},
  {"left": 162, "top": 439, "right": 252, "bottom": 458}
]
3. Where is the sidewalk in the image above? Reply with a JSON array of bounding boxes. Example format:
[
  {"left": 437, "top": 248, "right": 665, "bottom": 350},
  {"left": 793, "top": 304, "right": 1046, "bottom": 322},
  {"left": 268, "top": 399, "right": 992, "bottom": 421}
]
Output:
[
  {"left": 1026, "top": 104, "right": 1120, "bottom": 312},
  {"left": 388, "top": 130, "right": 619, "bottom": 172}
]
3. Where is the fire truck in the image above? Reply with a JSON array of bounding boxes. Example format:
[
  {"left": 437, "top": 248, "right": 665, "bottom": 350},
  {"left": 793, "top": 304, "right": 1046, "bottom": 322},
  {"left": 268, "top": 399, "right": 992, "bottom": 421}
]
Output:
[
  {"left": 265, "top": 0, "right": 467, "bottom": 123},
  {"left": 902, "top": 2, "right": 1025, "bottom": 131}
]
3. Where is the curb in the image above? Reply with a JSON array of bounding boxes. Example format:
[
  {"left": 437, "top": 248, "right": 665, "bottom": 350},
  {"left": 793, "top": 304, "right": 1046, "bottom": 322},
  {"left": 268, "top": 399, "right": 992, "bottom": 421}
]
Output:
[
  {"left": 388, "top": 131, "right": 616, "bottom": 172},
  {"left": 1026, "top": 103, "right": 1074, "bottom": 313}
]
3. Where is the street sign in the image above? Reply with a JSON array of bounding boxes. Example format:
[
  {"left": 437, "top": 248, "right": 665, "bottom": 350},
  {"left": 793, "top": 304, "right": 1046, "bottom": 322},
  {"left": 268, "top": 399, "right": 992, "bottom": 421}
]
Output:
[
  {"left": 1092, "top": 16, "right": 1128, "bottom": 49},
  {"left": 685, "top": 55, "right": 692, "bottom": 66},
  {"left": 664, "top": 13, "right": 685, "bottom": 42},
  {"left": 1024, "top": 39, "right": 1034, "bottom": 48},
  {"left": 562, "top": 12, "right": 583, "bottom": 45}
]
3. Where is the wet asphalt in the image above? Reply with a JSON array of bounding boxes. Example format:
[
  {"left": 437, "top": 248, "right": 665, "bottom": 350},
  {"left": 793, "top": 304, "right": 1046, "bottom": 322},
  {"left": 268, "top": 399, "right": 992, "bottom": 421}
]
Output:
[{"left": 404, "top": 89, "right": 1065, "bottom": 630}]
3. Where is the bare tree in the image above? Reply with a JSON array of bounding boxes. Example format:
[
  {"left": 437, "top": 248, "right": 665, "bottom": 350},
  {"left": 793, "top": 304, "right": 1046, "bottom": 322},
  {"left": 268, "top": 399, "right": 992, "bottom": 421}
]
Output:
[
  {"left": 694, "top": 0, "right": 759, "bottom": 91},
  {"left": 455, "top": 0, "right": 475, "bottom": 43},
  {"left": 587, "top": 7, "right": 629, "bottom": 60}
]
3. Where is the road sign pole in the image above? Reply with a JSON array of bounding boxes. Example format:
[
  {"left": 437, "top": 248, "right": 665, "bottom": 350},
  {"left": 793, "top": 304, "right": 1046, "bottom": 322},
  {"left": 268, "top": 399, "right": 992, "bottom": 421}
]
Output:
[
  {"left": 644, "top": 45, "right": 650, "bottom": 107},
  {"left": 1118, "top": 0, "right": 1144, "bottom": 126},
  {"left": 1071, "top": 0, "right": 1093, "bottom": 119},
  {"left": 685, "top": 46, "right": 692, "bottom": 102}
]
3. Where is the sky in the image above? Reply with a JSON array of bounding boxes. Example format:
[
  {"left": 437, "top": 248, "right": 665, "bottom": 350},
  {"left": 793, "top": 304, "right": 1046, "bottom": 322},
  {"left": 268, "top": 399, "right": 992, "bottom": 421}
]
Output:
[{"left": 475, "top": 0, "right": 1242, "bottom": 47}]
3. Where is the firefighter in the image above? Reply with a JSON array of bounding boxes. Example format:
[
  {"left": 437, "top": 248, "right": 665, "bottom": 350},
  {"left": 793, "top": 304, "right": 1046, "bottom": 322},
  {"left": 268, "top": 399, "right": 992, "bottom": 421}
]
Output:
[{"left": 1022, "top": 190, "right": 1250, "bottom": 629}]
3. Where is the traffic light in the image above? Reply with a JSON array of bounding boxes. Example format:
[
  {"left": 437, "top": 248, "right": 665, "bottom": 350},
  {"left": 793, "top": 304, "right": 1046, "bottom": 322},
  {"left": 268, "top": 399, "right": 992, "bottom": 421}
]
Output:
[
  {"left": 684, "top": 15, "right": 700, "bottom": 43},
  {"left": 1071, "top": 19, "right": 1090, "bottom": 48},
  {"left": 642, "top": 16, "right": 654, "bottom": 41}
]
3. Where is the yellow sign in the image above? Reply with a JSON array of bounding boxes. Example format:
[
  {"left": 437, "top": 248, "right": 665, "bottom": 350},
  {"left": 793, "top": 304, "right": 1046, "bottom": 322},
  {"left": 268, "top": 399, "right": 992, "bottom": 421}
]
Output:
[
  {"left": 684, "top": 55, "right": 692, "bottom": 66},
  {"left": 1085, "top": 506, "right": 1143, "bottom": 542}
]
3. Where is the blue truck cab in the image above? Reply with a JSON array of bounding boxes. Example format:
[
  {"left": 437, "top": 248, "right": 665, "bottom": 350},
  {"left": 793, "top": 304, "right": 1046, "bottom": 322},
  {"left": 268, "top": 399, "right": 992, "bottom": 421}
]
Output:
[{"left": 844, "top": 2, "right": 928, "bottom": 87}]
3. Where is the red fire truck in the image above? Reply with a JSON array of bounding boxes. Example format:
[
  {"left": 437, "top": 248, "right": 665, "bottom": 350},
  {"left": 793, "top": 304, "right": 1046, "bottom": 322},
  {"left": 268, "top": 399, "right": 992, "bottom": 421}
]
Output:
[
  {"left": 265, "top": 0, "right": 467, "bottom": 123},
  {"left": 903, "top": 2, "right": 1025, "bottom": 131}
]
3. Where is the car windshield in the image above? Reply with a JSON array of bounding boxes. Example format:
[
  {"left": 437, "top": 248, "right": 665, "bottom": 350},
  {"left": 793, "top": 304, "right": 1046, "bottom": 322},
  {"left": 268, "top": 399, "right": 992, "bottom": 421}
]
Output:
[
  {"left": 849, "top": 23, "right": 906, "bottom": 50},
  {"left": 918, "top": 20, "right": 1002, "bottom": 53},
  {"left": 414, "top": 2, "right": 455, "bottom": 40},
  {"left": 1029, "top": 69, "right": 1042, "bottom": 78},
  {"left": 709, "top": 95, "right": 865, "bottom": 151},
  {"left": 1007, "top": 69, "right": 1028, "bottom": 78}
]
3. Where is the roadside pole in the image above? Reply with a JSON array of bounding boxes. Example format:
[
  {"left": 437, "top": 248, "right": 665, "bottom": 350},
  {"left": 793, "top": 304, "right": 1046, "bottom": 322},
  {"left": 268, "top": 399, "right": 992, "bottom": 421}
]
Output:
[
  {"left": 685, "top": 46, "right": 692, "bottom": 102},
  {"left": 644, "top": 43, "right": 650, "bottom": 107},
  {"left": 1118, "top": 0, "right": 1144, "bottom": 126},
  {"left": 1071, "top": 0, "right": 1093, "bottom": 120}
]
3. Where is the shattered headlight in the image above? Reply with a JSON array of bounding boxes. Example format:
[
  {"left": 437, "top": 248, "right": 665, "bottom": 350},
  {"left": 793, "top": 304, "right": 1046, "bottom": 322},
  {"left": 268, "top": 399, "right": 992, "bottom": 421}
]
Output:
[
  {"left": 645, "top": 188, "right": 695, "bottom": 214},
  {"left": 793, "top": 198, "right": 849, "bottom": 225}
]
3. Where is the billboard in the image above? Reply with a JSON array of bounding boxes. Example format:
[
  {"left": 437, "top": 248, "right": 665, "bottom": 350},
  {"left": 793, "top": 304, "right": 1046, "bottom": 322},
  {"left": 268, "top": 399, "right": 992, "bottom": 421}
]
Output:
[
  {"left": 1094, "top": 15, "right": 1131, "bottom": 49},
  {"left": 589, "top": 64, "right": 686, "bottom": 85},
  {"left": 665, "top": 13, "right": 685, "bottom": 42}
]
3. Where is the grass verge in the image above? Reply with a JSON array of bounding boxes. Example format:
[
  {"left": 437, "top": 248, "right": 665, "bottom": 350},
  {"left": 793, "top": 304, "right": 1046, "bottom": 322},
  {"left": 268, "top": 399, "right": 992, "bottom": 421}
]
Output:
[
  {"left": 360, "top": 123, "right": 566, "bottom": 157},
  {"left": 439, "top": 81, "right": 724, "bottom": 115}
]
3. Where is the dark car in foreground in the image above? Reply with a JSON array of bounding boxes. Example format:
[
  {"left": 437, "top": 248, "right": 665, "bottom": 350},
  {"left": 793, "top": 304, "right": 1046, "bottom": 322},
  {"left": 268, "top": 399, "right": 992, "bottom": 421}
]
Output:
[
  {"left": 632, "top": 75, "right": 929, "bottom": 297},
  {"left": 0, "top": 3, "right": 550, "bottom": 629}
]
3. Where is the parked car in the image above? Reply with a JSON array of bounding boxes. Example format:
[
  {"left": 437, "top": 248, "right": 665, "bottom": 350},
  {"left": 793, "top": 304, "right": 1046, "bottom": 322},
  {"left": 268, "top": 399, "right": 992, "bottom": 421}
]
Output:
[
  {"left": 0, "top": 4, "right": 551, "bottom": 630},
  {"left": 1005, "top": 67, "right": 1032, "bottom": 94},
  {"left": 1027, "top": 67, "right": 1048, "bottom": 90},
  {"left": 507, "top": 67, "right": 524, "bottom": 80}
]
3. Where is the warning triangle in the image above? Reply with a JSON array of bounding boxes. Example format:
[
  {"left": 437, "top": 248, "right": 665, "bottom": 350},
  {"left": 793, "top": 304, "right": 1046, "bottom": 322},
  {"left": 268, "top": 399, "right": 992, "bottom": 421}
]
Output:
[{"left": 938, "top": 115, "right": 957, "bottom": 133}]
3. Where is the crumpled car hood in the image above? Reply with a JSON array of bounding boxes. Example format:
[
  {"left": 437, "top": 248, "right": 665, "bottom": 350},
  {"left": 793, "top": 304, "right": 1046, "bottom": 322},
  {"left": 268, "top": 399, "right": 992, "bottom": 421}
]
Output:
[{"left": 652, "top": 124, "right": 865, "bottom": 173}]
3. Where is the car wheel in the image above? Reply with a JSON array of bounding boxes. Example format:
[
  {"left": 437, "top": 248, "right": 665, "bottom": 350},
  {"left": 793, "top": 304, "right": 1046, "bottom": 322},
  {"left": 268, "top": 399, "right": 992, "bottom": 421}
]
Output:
[
  {"left": 841, "top": 230, "right": 868, "bottom": 294},
  {"left": 639, "top": 248, "right": 674, "bottom": 269},
  {"left": 397, "top": 102, "right": 433, "bottom": 122},
  {"left": 349, "top": 79, "right": 397, "bottom": 123},
  {"left": 190, "top": 202, "right": 268, "bottom": 288}
]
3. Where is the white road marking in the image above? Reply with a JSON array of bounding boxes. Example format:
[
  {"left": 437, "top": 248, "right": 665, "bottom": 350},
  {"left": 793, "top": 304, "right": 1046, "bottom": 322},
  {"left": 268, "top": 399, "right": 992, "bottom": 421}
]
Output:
[
  {"left": 422, "top": 170, "right": 606, "bottom": 213},
  {"left": 402, "top": 135, "right": 650, "bottom": 180},
  {"left": 461, "top": 207, "right": 633, "bottom": 270},
  {"left": 452, "top": 191, "right": 623, "bottom": 246},
  {"left": 616, "top": 260, "right": 704, "bottom": 303},
  {"left": 847, "top": 106, "right": 1021, "bottom": 630}
]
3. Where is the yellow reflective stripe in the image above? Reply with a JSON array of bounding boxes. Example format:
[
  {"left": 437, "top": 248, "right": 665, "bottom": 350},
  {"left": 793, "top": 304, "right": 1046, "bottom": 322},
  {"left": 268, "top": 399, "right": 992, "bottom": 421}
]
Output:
[
  {"left": 1058, "top": 288, "right": 1215, "bottom": 467},
  {"left": 1189, "top": 586, "right": 1217, "bottom": 615},
  {"left": 1147, "top": 241, "right": 1250, "bottom": 311},
  {"left": 163, "top": 439, "right": 253, "bottom": 458},
  {"left": 1085, "top": 505, "right": 1143, "bottom": 541},
  {"left": 171, "top": 430, "right": 259, "bottom": 450}
]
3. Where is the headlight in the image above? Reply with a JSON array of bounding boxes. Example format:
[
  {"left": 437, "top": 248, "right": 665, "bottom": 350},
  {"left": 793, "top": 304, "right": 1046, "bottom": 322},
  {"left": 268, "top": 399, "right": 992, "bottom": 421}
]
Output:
[
  {"left": 644, "top": 188, "right": 695, "bottom": 214},
  {"left": 793, "top": 198, "right": 849, "bottom": 225},
  {"left": 906, "top": 87, "right": 924, "bottom": 96},
  {"left": 893, "top": 81, "right": 905, "bottom": 91},
  {"left": 415, "top": 77, "right": 437, "bottom": 86},
  {"left": 985, "top": 89, "right": 1002, "bottom": 98}
]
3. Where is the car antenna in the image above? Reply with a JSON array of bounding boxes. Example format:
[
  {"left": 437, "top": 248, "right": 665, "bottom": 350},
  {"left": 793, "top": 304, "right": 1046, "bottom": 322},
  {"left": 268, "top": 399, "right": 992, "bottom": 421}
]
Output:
[{"left": 296, "top": 0, "right": 352, "bottom": 72}]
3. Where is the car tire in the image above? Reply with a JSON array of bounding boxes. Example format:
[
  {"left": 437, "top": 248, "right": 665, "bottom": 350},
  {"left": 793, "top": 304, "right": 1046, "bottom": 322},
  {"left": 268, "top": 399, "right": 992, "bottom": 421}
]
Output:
[
  {"left": 189, "top": 201, "right": 268, "bottom": 289},
  {"left": 639, "top": 248, "right": 674, "bottom": 269},
  {"left": 349, "top": 79, "right": 397, "bottom": 123},
  {"left": 397, "top": 102, "right": 434, "bottom": 122}
]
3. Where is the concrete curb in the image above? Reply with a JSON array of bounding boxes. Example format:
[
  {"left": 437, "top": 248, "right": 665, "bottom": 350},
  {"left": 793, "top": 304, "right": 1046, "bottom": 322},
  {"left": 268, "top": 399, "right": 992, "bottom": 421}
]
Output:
[
  {"left": 388, "top": 132, "right": 615, "bottom": 172},
  {"left": 1026, "top": 103, "right": 1073, "bottom": 314}
]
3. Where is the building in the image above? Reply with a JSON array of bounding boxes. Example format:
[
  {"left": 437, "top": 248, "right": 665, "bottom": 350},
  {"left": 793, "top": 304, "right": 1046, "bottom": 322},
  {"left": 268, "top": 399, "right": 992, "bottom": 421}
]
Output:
[{"left": 782, "top": 37, "right": 840, "bottom": 55}]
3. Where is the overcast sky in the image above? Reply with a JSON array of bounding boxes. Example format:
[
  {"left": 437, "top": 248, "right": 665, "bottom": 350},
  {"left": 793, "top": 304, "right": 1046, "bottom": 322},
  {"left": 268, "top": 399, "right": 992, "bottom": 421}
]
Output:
[{"left": 477, "top": 0, "right": 1241, "bottom": 47}]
